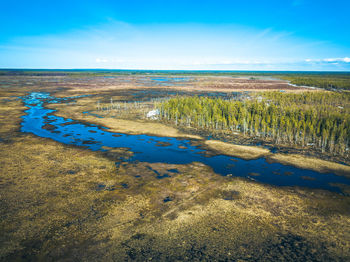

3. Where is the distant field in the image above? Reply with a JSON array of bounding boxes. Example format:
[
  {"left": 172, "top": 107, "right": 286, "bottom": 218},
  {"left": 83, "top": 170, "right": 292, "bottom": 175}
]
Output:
[{"left": 1, "top": 69, "right": 349, "bottom": 90}]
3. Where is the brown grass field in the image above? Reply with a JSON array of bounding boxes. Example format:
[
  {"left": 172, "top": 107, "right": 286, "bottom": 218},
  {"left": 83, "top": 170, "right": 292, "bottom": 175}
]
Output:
[{"left": 0, "top": 74, "right": 349, "bottom": 261}]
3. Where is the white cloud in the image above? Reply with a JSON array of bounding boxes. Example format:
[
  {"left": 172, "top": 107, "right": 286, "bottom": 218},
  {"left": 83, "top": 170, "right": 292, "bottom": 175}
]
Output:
[{"left": 305, "top": 57, "right": 350, "bottom": 63}]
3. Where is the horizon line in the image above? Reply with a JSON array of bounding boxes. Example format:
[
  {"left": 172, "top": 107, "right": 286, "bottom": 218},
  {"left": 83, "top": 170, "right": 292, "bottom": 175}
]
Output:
[{"left": 1, "top": 68, "right": 350, "bottom": 73}]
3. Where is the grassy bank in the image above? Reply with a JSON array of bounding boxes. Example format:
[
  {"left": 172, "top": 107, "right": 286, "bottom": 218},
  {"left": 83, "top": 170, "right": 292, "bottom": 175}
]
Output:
[
  {"left": 205, "top": 139, "right": 270, "bottom": 160},
  {"left": 267, "top": 153, "right": 350, "bottom": 178},
  {"left": 204, "top": 140, "right": 350, "bottom": 177}
]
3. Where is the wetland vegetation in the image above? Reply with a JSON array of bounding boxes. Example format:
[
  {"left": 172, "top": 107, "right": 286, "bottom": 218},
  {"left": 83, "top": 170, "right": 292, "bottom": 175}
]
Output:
[{"left": 0, "top": 71, "right": 350, "bottom": 261}]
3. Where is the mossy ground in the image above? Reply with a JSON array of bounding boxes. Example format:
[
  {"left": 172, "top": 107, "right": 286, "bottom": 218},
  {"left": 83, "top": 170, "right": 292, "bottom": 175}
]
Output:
[{"left": 0, "top": 78, "right": 350, "bottom": 261}]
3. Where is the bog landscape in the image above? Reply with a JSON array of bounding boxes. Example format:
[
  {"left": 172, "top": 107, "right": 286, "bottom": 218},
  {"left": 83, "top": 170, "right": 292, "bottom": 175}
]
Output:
[
  {"left": 0, "top": 70, "right": 350, "bottom": 261},
  {"left": 1, "top": 1, "right": 350, "bottom": 261}
]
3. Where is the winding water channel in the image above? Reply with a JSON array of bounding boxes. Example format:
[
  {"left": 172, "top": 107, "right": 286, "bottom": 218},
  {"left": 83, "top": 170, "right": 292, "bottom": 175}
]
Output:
[{"left": 21, "top": 92, "right": 350, "bottom": 193}]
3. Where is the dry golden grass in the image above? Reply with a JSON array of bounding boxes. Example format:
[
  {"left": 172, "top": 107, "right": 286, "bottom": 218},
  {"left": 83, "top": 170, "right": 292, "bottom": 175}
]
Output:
[
  {"left": 0, "top": 99, "right": 26, "bottom": 135},
  {"left": 104, "top": 172, "right": 350, "bottom": 261},
  {"left": 0, "top": 135, "right": 119, "bottom": 259},
  {"left": 1, "top": 121, "right": 350, "bottom": 260},
  {"left": 60, "top": 75, "right": 312, "bottom": 94},
  {"left": 87, "top": 117, "right": 202, "bottom": 139},
  {"left": 88, "top": 85, "right": 310, "bottom": 93},
  {"left": 205, "top": 139, "right": 271, "bottom": 160},
  {"left": 205, "top": 140, "right": 350, "bottom": 177},
  {"left": 267, "top": 153, "right": 350, "bottom": 177}
]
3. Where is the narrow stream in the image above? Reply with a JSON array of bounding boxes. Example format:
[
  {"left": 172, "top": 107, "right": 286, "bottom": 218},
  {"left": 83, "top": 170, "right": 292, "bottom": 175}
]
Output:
[{"left": 21, "top": 92, "right": 350, "bottom": 193}]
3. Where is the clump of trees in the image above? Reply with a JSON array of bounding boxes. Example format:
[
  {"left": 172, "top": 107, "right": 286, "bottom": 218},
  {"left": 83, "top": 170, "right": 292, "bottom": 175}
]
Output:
[
  {"left": 281, "top": 74, "right": 350, "bottom": 90},
  {"left": 157, "top": 92, "right": 350, "bottom": 156}
]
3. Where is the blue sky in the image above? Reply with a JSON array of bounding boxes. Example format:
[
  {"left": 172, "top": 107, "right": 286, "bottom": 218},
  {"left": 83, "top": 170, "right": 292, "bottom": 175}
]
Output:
[{"left": 1, "top": 0, "right": 349, "bottom": 70}]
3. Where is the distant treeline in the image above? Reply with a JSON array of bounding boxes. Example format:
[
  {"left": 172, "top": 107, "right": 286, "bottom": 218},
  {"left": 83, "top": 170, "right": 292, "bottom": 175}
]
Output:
[
  {"left": 281, "top": 74, "right": 350, "bottom": 91},
  {"left": 157, "top": 92, "right": 350, "bottom": 156},
  {"left": 2, "top": 69, "right": 349, "bottom": 90}
]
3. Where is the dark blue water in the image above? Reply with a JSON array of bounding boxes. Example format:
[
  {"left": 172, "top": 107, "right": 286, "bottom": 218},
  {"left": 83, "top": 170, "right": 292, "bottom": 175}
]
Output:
[
  {"left": 21, "top": 92, "right": 350, "bottom": 193},
  {"left": 150, "top": 77, "right": 192, "bottom": 82}
]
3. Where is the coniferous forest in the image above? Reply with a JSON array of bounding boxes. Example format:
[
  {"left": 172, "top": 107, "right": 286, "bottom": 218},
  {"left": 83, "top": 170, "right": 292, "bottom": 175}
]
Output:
[
  {"left": 158, "top": 91, "right": 350, "bottom": 157},
  {"left": 281, "top": 74, "right": 350, "bottom": 90}
]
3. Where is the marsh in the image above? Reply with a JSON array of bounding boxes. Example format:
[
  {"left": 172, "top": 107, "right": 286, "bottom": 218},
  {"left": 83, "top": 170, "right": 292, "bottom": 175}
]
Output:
[{"left": 0, "top": 71, "right": 350, "bottom": 261}]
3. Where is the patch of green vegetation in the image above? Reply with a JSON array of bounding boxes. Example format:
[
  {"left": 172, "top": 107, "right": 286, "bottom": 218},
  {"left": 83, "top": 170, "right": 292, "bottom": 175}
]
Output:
[
  {"left": 158, "top": 92, "right": 350, "bottom": 158},
  {"left": 280, "top": 73, "right": 350, "bottom": 90}
]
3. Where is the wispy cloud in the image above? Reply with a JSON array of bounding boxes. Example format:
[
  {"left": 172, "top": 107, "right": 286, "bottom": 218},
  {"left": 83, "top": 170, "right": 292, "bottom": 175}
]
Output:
[{"left": 305, "top": 57, "right": 350, "bottom": 63}]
